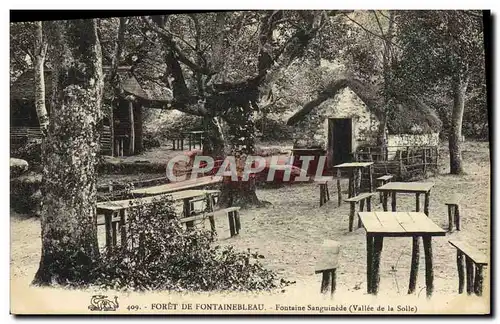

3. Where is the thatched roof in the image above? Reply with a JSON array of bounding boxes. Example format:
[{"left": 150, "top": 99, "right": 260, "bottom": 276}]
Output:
[
  {"left": 10, "top": 66, "right": 156, "bottom": 103},
  {"left": 286, "top": 78, "right": 442, "bottom": 134}
]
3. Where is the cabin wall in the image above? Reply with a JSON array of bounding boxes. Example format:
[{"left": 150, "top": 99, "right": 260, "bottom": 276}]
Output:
[{"left": 293, "top": 87, "right": 380, "bottom": 150}]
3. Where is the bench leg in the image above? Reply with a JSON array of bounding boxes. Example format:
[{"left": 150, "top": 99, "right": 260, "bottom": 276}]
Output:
[
  {"left": 474, "top": 264, "right": 484, "bottom": 296},
  {"left": 371, "top": 236, "right": 384, "bottom": 295},
  {"left": 416, "top": 193, "right": 420, "bottom": 212},
  {"left": 319, "top": 185, "right": 325, "bottom": 207},
  {"left": 423, "top": 236, "right": 434, "bottom": 298},
  {"left": 119, "top": 210, "right": 127, "bottom": 250},
  {"left": 465, "top": 256, "right": 475, "bottom": 295},
  {"left": 457, "top": 250, "right": 465, "bottom": 294},
  {"left": 112, "top": 221, "right": 118, "bottom": 247},
  {"left": 454, "top": 205, "right": 460, "bottom": 231},
  {"left": 331, "top": 269, "right": 337, "bottom": 297},
  {"left": 349, "top": 202, "right": 356, "bottom": 232},
  {"left": 408, "top": 237, "right": 420, "bottom": 294},
  {"left": 358, "top": 200, "right": 365, "bottom": 228},
  {"left": 325, "top": 184, "right": 330, "bottom": 201},
  {"left": 447, "top": 205, "right": 454, "bottom": 232},
  {"left": 228, "top": 211, "right": 236, "bottom": 237},
  {"left": 320, "top": 270, "right": 332, "bottom": 295},
  {"left": 104, "top": 211, "right": 113, "bottom": 252},
  {"left": 366, "top": 197, "right": 372, "bottom": 212}
]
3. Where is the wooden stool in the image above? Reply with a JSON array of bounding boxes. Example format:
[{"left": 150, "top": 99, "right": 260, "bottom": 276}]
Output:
[
  {"left": 344, "top": 192, "right": 376, "bottom": 232},
  {"left": 449, "top": 240, "right": 488, "bottom": 296},
  {"left": 445, "top": 194, "right": 461, "bottom": 232},
  {"left": 376, "top": 175, "right": 393, "bottom": 203},
  {"left": 315, "top": 240, "right": 340, "bottom": 297}
]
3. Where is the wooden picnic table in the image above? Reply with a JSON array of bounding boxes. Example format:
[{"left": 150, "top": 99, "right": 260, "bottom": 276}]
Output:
[
  {"left": 333, "top": 162, "right": 374, "bottom": 199},
  {"left": 130, "top": 175, "right": 222, "bottom": 197},
  {"left": 97, "top": 189, "right": 220, "bottom": 250},
  {"left": 376, "top": 182, "right": 435, "bottom": 216},
  {"left": 359, "top": 211, "right": 446, "bottom": 297}
]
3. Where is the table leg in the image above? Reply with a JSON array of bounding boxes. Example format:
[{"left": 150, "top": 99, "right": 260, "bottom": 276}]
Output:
[
  {"left": 183, "top": 198, "right": 194, "bottom": 229},
  {"left": 391, "top": 192, "right": 397, "bottom": 212},
  {"left": 119, "top": 210, "right": 127, "bottom": 250},
  {"left": 474, "top": 264, "right": 484, "bottom": 296},
  {"left": 112, "top": 220, "right": 117, "bottom": 247},
  {"left": 355, "top": 168, "right": 362, "bottom": 196},
  {"left": 366, "top": 234, "right": 374, "bottom": 294},
  {"left": 416, "top": 193, "right": 420, "bottom": 212},
  {"left": 382, "top": 192, "right": 388, "bottom": 212},
  {"left": 104, "top": 211, "right": 113, "bottom": 252},
  {"left": 465, "top": 256, "right": 475, "bottom": 295},
  {"left": 336, "top": 169, "right": 342, "bottom": 207},
  {"left": 371, "top": 236, "right": 384, "bottom": 295},
  {"left": 422, "top": 236, "right": 434, "bottom": 298},
  {"left": 206, "top": 194, "right": 216, "bottom": 236},
  {"left": 457, "top": 250, "right": 465, "bottom": 294},
  {"left": 408, "top": 237, "right": 420, "bottom": 294},
  {"left": 330, "top": 269, "right": 337, "bottom": 297},
  {"left": 424, "top": 191, "right": 430, "bottom": 216}
]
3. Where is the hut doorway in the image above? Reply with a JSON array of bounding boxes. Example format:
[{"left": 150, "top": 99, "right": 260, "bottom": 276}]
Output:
[{"left": 328, "top": 118, "right": 353, "bottom": 166}]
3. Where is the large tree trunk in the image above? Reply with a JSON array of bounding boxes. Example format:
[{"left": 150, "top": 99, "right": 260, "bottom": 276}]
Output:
[
  {"left": 449, "top": 74, "right": 468, "bottom": 174},
  {"left": 32, "top": 19, "right": 103, "bottom": 286},
  {"left": 33, "top": 21, "right": 49, "bottom": 134},
  {"left": 217, "top": 104, "right": 264, "bottom": 208}
]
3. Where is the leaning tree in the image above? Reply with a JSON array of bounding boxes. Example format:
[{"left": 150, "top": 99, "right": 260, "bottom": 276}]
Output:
[
  {"left": 137, "top": 11, "right": 338, "bottom": 207},
  {"left": 32, "top": 18, "right": 104, "bottom": 285}
]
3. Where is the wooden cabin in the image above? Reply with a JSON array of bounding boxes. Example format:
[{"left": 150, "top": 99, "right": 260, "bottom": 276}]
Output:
[{"left": 10, "top": 66, "right": 164, "bottom": 156}]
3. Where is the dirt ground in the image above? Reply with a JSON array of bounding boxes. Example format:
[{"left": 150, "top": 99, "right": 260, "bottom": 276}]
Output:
[{"left": 10, "top": 141, "right": 491, "bottom": 314}]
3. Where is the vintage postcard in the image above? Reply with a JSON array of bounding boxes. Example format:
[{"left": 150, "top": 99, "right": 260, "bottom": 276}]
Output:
[{"left": 9, "top": 9, "right": 491, "bottom": 315}]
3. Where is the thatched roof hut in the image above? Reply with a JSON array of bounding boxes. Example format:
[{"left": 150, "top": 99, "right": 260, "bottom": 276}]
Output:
[{"left": 287, "top": 77, "right": 442, "bottom": 134}]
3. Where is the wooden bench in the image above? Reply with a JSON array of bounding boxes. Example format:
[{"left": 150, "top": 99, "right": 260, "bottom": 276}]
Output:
[
  {"left": 318, "top": 178, "right": 341, "bottom": 207},
  {"left": 315, "top": 240, "right": 340, "bottom": 297},
  {"left": 376, "top": 175, "right": 393, "bottom": 203},
  {"left": 344, "top": 192, "right": 377, "bottom": 232},
  {"left": 449, "top": 240, "right": 488, "bottom": 296},
  {"left": 180, "top": 207, "right": 241, "bottom": 237},
  {"left": 445, "top": 194, "right": 462, "bottom": 231}
]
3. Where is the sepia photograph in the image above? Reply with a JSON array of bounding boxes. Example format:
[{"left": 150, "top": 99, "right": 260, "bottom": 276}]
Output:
[{"left": 8, "top": 7, "right": 491, "bottom": 315}]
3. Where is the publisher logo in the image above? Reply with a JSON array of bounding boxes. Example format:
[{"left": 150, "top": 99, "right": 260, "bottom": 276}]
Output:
[{"left": 88, "top": 295, "right": 119, "bottom": 311}]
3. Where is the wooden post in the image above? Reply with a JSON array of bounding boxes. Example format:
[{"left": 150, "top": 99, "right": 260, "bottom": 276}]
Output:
[
  {"left": 371, "top": 236, "right": 384, "bottom": 295},
  {"left": 228, "top": 211, "right": 236, "bottom": 237},
  {"left": 448, "top": 205, "right": 454, "bottom": 232},
  {"left": 135, "top": 104, "right": 143, "bottom": 153},
  {"left": 320, "top": 271, "right": 332, "bottom": 295},
  {"left": 474, "top": 264, "right": 484, "bottom": 296},
  {"left": 454, "top": 205, "right": 461, "bottom": 231},
  {"left": 382, "top": 192, "right": 388, "bottom": 211},
  {"left": 465, "top": 256, "right": 475, "bottom": 295},
  {"left": 128, "top": 101, "right": 135, "bottom": 155},
  {"left": 104, "top": 211, "right": 113, "bottom": 252},
  {"left": 368, "top": 165, "right": 373, "bottom": 192},
  {"left": 457, "top": 250, "right": 465, "bottom": 294},
  {"left": 119, "top": 210, "right": 127, "bottom": 250},
  {"left": 422, "top": 236, "right": 434, "bottom": 298},
  {"left": 423, "top": 148, "right": 427, "bottom": 174},
  {"left": 110, "top": 103, "right": 115, "bottom": 157},
  {"left": 424, "top": 191, "right": 430, "bottom": 216},
  {"left": 391, "top": 192, "right": 397, "bottom": 212},
  {"left": 408, "top": 237, "right": 420, "bottom": 294},
  {"left": 366, "top": 234, "right": 374, "bottom": 294},
  {"left": 349, "top": 202, "right": 356, "bottom": 232}
]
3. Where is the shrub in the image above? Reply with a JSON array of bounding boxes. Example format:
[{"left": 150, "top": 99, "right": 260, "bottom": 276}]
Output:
[
  {"left": 91, "top": 196, "right": 289, "bottom": 292},
  {"left": 11, "top": 139, "right": 42, "bottom": 169}
]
